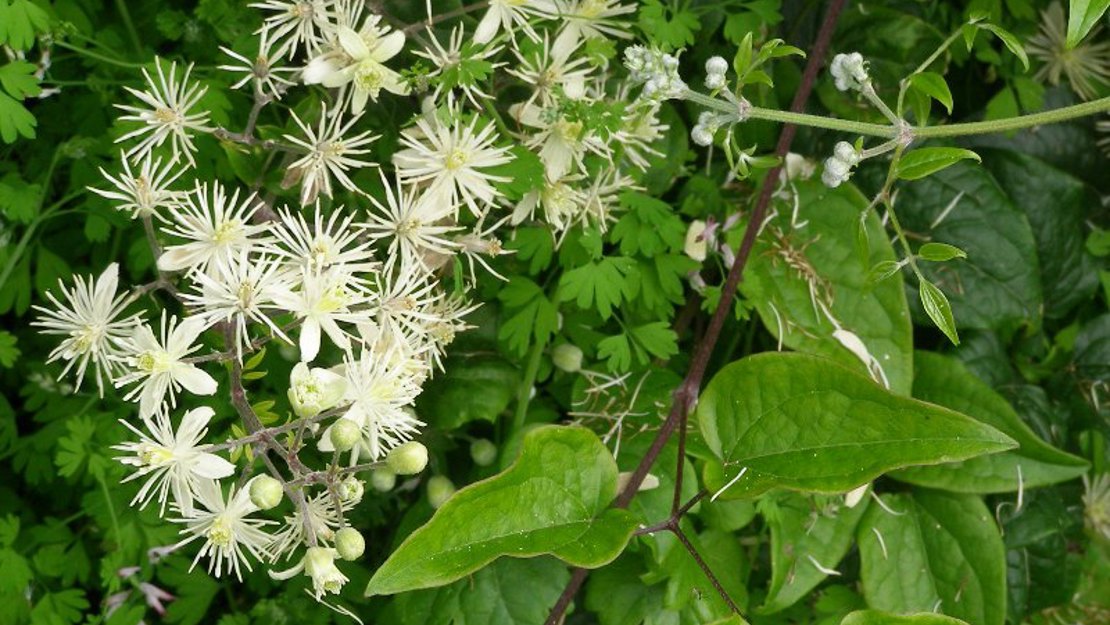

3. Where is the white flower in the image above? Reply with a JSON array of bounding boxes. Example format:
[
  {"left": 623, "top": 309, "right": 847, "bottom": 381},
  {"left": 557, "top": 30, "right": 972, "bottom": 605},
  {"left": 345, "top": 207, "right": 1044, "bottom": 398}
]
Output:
[
  {"left": 269, "top": 546, "right": 349, "bottom": 599},
  {"left": 684, "top": 220, "right": 708, "bottom": 261},
  {"left": 250, "top": 0, "right": 334, "bottom": 59},
  {"left": 269, "top": 202, "right": 377, "bottom": 272},
  {"left": 90, "top": 155, "right": 187, "bottom": 219},
  {"left": 175, "top": 479, "right": 275, "bottom": 581},
  {"left": 474, "top": 0, "right": 551, "bottom": 44},
  {"left": 511, "top": 102, "right": 609, "bottom": 181},
  {"left": 115, "top": 312, "right": 218, "bottom": 419},
  {"left": 303, "top": 18, "right": 408, "bottom": 114},
  {"left": 272, "top": 265, "right": 373, "bottom": 362},
  {"left": 830, "top": 52, "right": 869, "bottom": 91},
  {"left": 218, "top": 29, "right": 297, "bottom": 99},
  {"left": 507, "top": 33, "right": 593, "bottom": 109},
  {"left": 512, "top": 175, "right": 587, "bottom": 233},
  {"left": 113, "top": 407, "right": 235, "bottom": 515},
  {"left": 361, "top": 173, "right": 461, "bottom": 274},
  {"left": 32, "top": 263, "right": 140, "bottom": 396},
  {"left": 184, "top": 252, "right": 293, "bottom": 360},
  {"left": 158, "top": 182, "right": 271, "bottom": 274},
  {"left": 115, "top": 58, "right": 212, "bottom": 167},
  {"left": 393, "top": 110, "right": 513, "bottom": 220},
  {"left": 268, "top": 491, "right": 343, "bottom": 560},
  {"left": 287, "top": 361, "right": 348, "bottom": 418},
  {"left": 283, "top": 105, "right": 378, "bottom": 206},
  {"left": 551, "top": 0, "right": 636, "bottom": 61},
  {"left": 321, "top": 346, "right": 425, "bottom": 462}
]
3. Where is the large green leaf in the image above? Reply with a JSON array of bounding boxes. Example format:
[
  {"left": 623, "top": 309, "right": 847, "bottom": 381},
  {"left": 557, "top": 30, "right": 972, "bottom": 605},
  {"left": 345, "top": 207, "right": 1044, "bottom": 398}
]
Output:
[
  {"left": 365, "top": 425, "right": 636, "bottom": 596},
  {"left": 858, "top": 491, "right": 1006, "bottom": 625},
  {"left": 418, "top": 354, "right": 521, "bottom": 429},
  {"left": 738, "top": 180, "right": 914, "bottom": 395},
  {"left": 384, "top": 557, "right": 570, "bottom": 625},
  {"left": 696, "top": 353, "right": 1016, "bottom": 499},
  {"left": 892, "top": 352, "right": 1087, "bottom": 493},
  {"left": 980, "top": 150, "right": 1099, "bottom": 319},
  {"left": 759, "top": 493, "right": 870, "bottom": 613},
  {"left": 894, "top": 162, "right": 1041, "bottom": 331},
  {"left": 841, "top": 610, "right": 971, "bottom": 625}
]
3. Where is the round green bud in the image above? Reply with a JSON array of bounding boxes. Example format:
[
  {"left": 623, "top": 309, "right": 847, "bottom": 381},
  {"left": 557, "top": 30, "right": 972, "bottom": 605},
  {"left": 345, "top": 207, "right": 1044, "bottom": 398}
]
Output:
[
  {"left": 387, "top": 441, "right": 428, "bottom": 476},
  {"left": 249, "top": 475, "right": 284, "bottom": 510},
  {"left": 338, "top": 476, "right": 365, "bottom": 503},
  {"left": 470, "top": 439, "right": 497, "bottom": 467},
  {"left": 334, "top": 527, "right": 365, "bottom": 561},
  {"left": 426, "top": 476, "right": 456, "bottom": 509},
  {"left": 370, "top": 468, "right": 396, "bottom": 492},
  {"left": 329, "top": 419, "right": 361, "bottom": 452},
  {"left": 552, "top": 343, "right": 583, "bottom": 373}
]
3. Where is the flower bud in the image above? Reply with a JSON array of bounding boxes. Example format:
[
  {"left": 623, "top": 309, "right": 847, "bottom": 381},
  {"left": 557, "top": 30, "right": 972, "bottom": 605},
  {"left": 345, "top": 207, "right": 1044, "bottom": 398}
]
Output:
[
  {"left": 304, "top": 547, "right": 348, "bottom": 597},
  {"left": 338, "top": 476, "right": 364, "bottom": 504},
  {"left": 427, "top": 476, "right": 456, "bottom": 509},
  {"left": 470, "top": 439, "right": 497, "bottom": 467},
  {"left": 335, "top": 527, "right": 365, "bottom": 561},
  {"left": 329, "top": 419, "right": 361, "bottom": 452},
  {"left": 552, "top": 343, "right": 583, "bottom": 373},
  {"left": 706, "top": 56, "right": 729, "bottom": 76},
  {"left": 691, "top": 125, "right": 714, "bottom": 147},
  {"left": 830, "top": 52, "right": 869, "bottom": 91},
  {"left": 249, "top": 475, "right": 284, "bottom": 510},
  {"left": 834, "top": 141, "right": 861, "bottom": 166},
  {"left": 370, "top": 468, "right": 396, "bottom": 492},
  {"left": 387, "top": 441, "right": 428, "bottom": 475},
  {"left": 704, "top": 73, "right": 726, "bottom": 90},
  {"left": 288, "top": 362, "right": 347, "bottom": 419}
]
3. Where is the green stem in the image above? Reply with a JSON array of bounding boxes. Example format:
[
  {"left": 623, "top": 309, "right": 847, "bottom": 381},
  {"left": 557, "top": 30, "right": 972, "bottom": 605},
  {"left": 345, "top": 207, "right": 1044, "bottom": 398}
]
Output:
[
  {"left": 114, "top": 0, "right": 143, "bottom": 57},
  {"left": 96, "top": 473, "right": 124, "bottom": 548},
  {"left": 54, "top": 41, "right": 145, "bottom": 70},
  {"left": 512, "top": 339, "right": 545, "bottom": 432},
  {"left": 0, "top": 156, "right": 79, "bottom": 291},
  {"left": 898, "top": 28, "right": 964, "bottom": 115},
  {"left": 914, "top": 97, "right": 1110, "bottom": 137}
]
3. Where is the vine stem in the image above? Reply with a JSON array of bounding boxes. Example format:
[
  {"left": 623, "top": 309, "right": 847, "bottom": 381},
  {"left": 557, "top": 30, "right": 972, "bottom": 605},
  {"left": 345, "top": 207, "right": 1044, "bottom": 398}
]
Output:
[
  {"left": 542, "top": 1, "right": 849, "bottom": 622},
  {"left": 513, "top": 338, "right": 546, "bottom": 432}
]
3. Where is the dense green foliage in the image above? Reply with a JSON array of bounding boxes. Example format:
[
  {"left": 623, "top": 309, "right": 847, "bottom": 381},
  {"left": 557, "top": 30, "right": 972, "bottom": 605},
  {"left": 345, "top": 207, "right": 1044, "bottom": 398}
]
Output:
[{"left": 1, "top": 0, "right": 1108, "bottom": 624}]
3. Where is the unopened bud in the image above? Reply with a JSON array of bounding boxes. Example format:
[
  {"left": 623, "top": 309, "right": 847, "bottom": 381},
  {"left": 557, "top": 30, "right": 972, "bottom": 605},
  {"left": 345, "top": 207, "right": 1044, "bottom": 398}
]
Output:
[
  {"left": 335, "top": 527, "right": 365, "bottom": 561},
  {"left": 249, "top": 475, "right": 284, "bottom": 510},
  {"left": 370, "top": 468, "right": 396, "bottom": 492},
  {"left": 387, "top": 441, "right": 428, "bottom": 475},
  {"left": 329, "top": 419, "right": 361, "bottom": 452},
  {"left": 706, "top": 56, "right": 729, "bottom": 76},
  {"left": 470, "top": 439, "right": 497, "bottom": 467},
  {"left": 427, "top": 476, "right": 456, "bottom": 509},
  {"left": 338, "top": 476, "right": 364, "bottom": 503},
  {"left": 552, "top": 343, "right": 583, "bottom": 373},
  {"left": 834, "top": 141, "right": 860, "bottom": 166}
]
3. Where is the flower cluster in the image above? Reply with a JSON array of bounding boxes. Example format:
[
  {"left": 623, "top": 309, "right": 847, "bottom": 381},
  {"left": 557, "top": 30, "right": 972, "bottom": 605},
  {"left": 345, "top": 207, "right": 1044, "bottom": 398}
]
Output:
[
  {"left": 822, "top": 141, "right": 862, "bottom": 188},
  {"left": 624, "top": 45, "right": 688, "bottom": 101},
  {"left": 829, "top": 52, "right": 870, "bottom": 92}
]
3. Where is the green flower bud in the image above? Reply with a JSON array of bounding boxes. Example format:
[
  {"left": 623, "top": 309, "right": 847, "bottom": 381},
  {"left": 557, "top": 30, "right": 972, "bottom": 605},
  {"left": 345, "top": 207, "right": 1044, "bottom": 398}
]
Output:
[
  {"left": 334, "top": 527, "right": 365, "bottom": 561},
  {"left": 338, "top": 476, "right": 364, "bottom": 504},
  {"left": 329, "top": 419, "right": 361, "bottom": 452},
  {"left": 552, "top": 343, "right": 583, "bottom": 373},
  {"left": 249, "top": 475, "right": 284, "bottom": 510},
  {"left": 387, "top": 441, "right": 428, "bottom": 475},
  {"left": 370, "top": 468, "right": 396, "bottom": 492},
  {"left": 470, "top": 439, "right": 497, "bottom": 467},
  {"left": 427, "top": 475, "right": 456, "bottom": 509}
]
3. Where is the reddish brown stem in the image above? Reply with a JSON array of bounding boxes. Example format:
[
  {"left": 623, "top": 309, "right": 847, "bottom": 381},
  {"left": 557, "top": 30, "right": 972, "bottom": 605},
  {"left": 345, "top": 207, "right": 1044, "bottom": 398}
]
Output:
[{"left": 542, "top": 2, "right": 848, "bottom": 623}]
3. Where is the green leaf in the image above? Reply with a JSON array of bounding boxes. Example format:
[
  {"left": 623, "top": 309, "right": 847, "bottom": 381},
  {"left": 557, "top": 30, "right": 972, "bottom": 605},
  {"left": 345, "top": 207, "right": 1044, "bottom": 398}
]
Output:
[
  {"left": 737, "top": 181, "right": 914, "bottom": 394},
  {"left": 0, "top": 548, "right": 32, "bottom": 593},
  {"left": 897, "top": 148, "right": 981, "bottom": 181},
  {"left": 611, "top": 192, "right": 685, "bottom": 258},
  {"left": 977, "top": 23, "right": 1030, "bottom": 70},
  {"left": 1066, "top": 0, "right": 1109, "bottom": 48},
  {"left": 892, "top": 352, "right": 1088, "bottom": 493},
  {"left": 858, "top": 491, "right": 1006, "bottom": 625},
  {"left": 696, "top": 352, "right": 1016, "bottom": 499},
  {"left": 0, "top": 173, "right": 41, "bottom": 222},
  {"left": 162, "top": 558, "right": 219, "bottom": 625},
  {"left": 0, "top": 330, "right": 18, "bottom": 368},
  {"left": 506, "top": 226, "right": 555, "bottom": 275},
  {"left": 759, "top": 493, "right": 870, "bottom": 613},
  {"left": 980, "top": 149, "right": 1099, "bottom": 319},
  {"left": 639, "top": 0, "right": 701, "bottom": 49},
  {"left": 30, "top": 589, "right": 88, "bottom": 625},
  {"left": 386, "top": 557, "right": 570, "bottom": 625},
  {"left": 0, "top": 61, "right": 41, "bottom": 99},
  {"left": 841, "top": 610, "right": 971, "bottom": 625},
  {"left": 895, "top": 162, "right": 1042, "bottom": 331},
  {"left": 908, "top": 72, "right": 953, "bottom": 114},
  {"left": 919, "top": 280, "right": 960, "bottom": 345},
  {"left": 0, "top": 0, "right": 50, "bottom": 50},
  {"left": 365, "top": 425, "right": 637, "bottom": 596},
  {"left": 420, "top": 355, "right": 521, "bottom": 429},
  {"left": 918, "top": 243, "right": 967, "bottom": 262},
  {"left": 498, "top": 277, "right": 558, "bottom": 357},
  {"left": 557, "top": 256, "right": 635, "bottom": 320}
]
